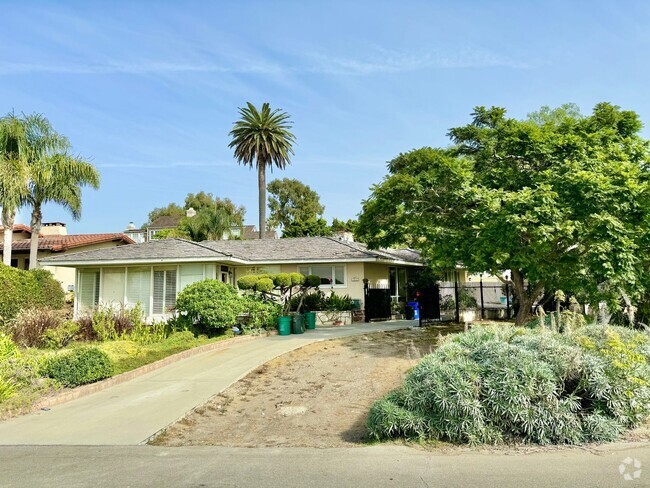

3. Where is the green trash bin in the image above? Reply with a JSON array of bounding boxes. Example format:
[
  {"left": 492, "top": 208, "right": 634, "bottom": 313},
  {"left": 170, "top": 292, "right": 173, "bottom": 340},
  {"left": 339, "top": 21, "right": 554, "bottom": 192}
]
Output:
[
  {"left": 304, "top": 311, "right": 316, "bottom": 330},
  {"left": 292, "top": 314, "right": 305, "bottom": 334},
  {"left": 278, "top": 316, "right": 292, "bottom": 336}
]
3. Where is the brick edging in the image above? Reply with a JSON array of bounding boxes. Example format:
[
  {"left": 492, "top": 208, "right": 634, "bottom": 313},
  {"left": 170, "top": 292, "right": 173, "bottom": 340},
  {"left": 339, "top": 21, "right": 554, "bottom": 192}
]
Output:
[{"left": 33, "top": 332, "right": 275, "bottom": 410}]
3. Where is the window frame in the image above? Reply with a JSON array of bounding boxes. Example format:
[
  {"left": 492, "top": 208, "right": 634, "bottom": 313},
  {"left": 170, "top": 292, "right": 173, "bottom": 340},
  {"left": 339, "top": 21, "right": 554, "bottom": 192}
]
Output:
[{"left": 297, "top": 264, "right": 347, "bottom": 288}]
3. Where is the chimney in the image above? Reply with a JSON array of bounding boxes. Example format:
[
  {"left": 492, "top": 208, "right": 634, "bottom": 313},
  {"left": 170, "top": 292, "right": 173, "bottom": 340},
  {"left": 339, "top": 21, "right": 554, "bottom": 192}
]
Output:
[
  {"left": 40, "top": 222, "right": 67, "bottom": 236},
  {"left": 186, "top": 208, "right": 196, "bottom": 218}
]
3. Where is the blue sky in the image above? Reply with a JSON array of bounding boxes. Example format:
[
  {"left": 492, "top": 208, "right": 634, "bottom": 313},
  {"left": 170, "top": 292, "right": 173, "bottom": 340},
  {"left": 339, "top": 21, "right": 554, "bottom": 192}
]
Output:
[{"left": 2, "top": 0, "right": 650, "bottom": 233}]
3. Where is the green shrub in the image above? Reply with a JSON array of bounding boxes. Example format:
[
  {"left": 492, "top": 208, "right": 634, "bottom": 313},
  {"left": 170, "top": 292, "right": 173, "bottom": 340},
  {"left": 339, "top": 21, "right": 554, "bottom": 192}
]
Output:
[
  {"left": 305, "top": 275, "right": 321, "bottom": 288},
  {"left": 255, "top": 278, "right": 274, "bottom": 293},
  {"left": 236, "top": 275, "right": 259, "bottom": 291},
  {"left": 40, "top": 347, "right": 114, "bottom": 387},
  {"left": 10, "top": 308, "right": 67, "bottom": 347},
  {"left": 0, "top": 333, "right": 19, "bottom": 360},
  {"left": 129, "top": 319, "right": 167, "bottom": 345},
  {"left": 368, "top": 325, "right": 650, "bottom": 445},
  {"left": 41, "top": 321, "right": 81, "bottom": 349},
  {"left": 79, "top": 304, "right": 148, "bottom": 342},
  {"left": 175, "top": 280, "right": 243, "bottom": 332},
  {"left": 273, "top": 273, "right": 292, "bottom": 288},
  {"left": 30, "top": 269, "right": 65, "bottom": 310},
  {"left": 242, "top": 296, "right": 282, "bottom": 331},
  {"left": 290, "top": 273, "right": 305, "bottom": 286},
  {"left": 322, "top": 293, "right": 354, "bottom": 311},
  {"left": 0, "top": 265, "right": 64, "bottom": 326},
  {"left": 289, "top": 291, "right": 324, "bottom": 312}
]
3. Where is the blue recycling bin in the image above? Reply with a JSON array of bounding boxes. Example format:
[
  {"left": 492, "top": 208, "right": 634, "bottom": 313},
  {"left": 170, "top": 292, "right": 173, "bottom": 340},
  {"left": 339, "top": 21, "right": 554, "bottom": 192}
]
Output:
[{"left": 407, "top": 301, "right": 420, "bottom": 320}]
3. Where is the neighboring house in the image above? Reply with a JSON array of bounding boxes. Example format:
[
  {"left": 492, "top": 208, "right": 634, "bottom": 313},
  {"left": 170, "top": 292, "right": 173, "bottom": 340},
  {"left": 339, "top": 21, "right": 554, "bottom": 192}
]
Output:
[
  {"left": 40, "top": 236, "right": 423, "bottom": 320},
  {"left": 0, "top": 222, "right": 134, "bottom": 292},
  {"left": 128, "top": 212, "right": 278, "bottom": 243},
  {"left": 145, "top": 215, "right": 184, "bottom": 241}
]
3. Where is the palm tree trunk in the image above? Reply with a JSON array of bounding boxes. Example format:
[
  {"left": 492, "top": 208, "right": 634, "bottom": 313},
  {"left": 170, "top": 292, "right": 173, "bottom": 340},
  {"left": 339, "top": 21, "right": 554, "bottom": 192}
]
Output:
[
  {"left": 2, "top": 208, "right": 15, "bottom": 266},
  {"left": 28, "top": 205, "right": 42, "bottom": 269},
  {"left": 258, "top": 163, "right": 266, "bottom": 239}
]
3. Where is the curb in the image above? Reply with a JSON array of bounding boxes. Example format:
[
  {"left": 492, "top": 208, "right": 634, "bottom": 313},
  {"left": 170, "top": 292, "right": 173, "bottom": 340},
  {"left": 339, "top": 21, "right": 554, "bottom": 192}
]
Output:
[{"left": 33, "top": 333, "right": 274, "bottom": 410}]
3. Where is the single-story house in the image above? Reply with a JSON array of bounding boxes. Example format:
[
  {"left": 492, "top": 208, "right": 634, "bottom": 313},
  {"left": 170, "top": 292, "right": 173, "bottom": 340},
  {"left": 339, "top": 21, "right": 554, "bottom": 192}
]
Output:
[
  {"left": 39, "top": 236, "right": 423, "bottom": 320},
  {"left": 0, "top": 222, "right": 134, "bottom": 292}
]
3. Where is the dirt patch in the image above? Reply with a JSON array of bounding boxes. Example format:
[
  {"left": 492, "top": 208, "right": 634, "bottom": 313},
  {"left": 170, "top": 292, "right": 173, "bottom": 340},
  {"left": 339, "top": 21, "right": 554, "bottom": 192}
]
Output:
[{"left": 152, "top": 326, "right": 462, "bottom": 448}]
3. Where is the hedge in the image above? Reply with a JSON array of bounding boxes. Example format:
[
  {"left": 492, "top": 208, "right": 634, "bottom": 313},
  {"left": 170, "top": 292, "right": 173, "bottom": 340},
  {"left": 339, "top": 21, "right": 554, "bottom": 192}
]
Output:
[
  {"left": 40, "top": 347, "right": 114, "bottom": 387},
  {"left": 0, "top": 265, "right": 65, "bottom": 325}
]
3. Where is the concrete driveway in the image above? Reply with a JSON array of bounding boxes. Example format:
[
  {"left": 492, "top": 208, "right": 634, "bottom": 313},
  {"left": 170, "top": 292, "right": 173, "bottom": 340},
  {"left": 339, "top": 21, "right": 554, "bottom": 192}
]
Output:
[
  {"left": 0, "top": 321, "right": 412, "bottom": 445},
  {"left": 0, "top": 443, "right": 648, "bottom": 488}
]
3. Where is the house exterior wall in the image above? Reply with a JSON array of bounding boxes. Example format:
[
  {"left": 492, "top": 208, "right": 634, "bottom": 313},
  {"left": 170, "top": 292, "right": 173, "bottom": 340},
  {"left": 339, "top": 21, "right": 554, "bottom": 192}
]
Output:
[{"left": 42, "top": 241, "right": 133, "bottom": 292}]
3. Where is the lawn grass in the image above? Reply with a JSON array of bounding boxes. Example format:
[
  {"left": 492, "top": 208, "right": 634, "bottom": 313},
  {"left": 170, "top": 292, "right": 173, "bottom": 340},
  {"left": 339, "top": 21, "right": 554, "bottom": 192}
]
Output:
[{"left": 98, "top": 332, "right": 234, "bottom": 375}]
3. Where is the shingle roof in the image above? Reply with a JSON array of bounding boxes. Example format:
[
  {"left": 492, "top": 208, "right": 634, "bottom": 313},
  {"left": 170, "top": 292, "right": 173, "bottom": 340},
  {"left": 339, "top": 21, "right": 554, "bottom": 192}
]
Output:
[
  {"left": 2, "top": 234, "right": 135, "bottom": 252},
  {"left": 148, "top": 215, "right": 183, "bottom": 229},
  {"left": 41, "top": 236, "right": 422, "bottom": 266}
]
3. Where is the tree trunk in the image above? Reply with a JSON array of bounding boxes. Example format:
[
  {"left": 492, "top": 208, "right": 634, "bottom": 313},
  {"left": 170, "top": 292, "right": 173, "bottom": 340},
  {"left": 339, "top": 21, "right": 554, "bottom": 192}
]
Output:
[
  {"left": 510, "top": 269, "right": 543, "bottom": 327},
  {"left": 29, "top": 205, "right": 42, "bottom": 269},
  {"left": 258, "top": 163, "right": 266, "bottom": 239},
  {"left": 2, "top": 208, "right": 15, "bottom": 266}
]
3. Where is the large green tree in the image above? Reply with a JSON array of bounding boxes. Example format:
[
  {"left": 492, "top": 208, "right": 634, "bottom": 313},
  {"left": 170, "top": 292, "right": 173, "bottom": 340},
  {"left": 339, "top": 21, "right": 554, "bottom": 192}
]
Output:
[
  {"left": 145, "top": 192, "right": 245, "bottom": 230},
  {"left": 357, "top": 103, "right": 650, "bottom": 326},
  {"left": 0, "top": 113, "right": 30, "bottom": 266},
  {"left": 267, "top": 178, "right": 324, "bottom": 230},
  {"left": 282, "top": 217, "right": 332, "bottom": 238},
  {"left": 229, "top": 102, "right": 295, "bottom": 239},
  {"left": 22, "top": 114, "right": 100, "bottom": 268}
]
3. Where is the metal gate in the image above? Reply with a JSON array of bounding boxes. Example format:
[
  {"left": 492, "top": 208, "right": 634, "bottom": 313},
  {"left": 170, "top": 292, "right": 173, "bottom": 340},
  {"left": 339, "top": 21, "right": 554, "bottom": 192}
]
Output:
[
  {"left": 417, "top": 285, "right": 441, "bottom": 326},
  {"left": 364, "top": 281, "right": 392, "bottom": 322}
]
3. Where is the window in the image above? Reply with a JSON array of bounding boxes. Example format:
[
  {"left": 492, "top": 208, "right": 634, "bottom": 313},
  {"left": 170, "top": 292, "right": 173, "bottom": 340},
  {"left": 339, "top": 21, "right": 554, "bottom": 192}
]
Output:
[
  {"left": 10, "top": 259, "right": 17, "bottom": 268},
  {"left": 298, "top": 265, "right": 346, "bottom": 286},
  {"left": 78, "top": 269, "right": 100, "bottom": 312},
  {"left": 179, "top": 264, "right": 204, "bottom": 291},
  {"left": 153, "top": 268, "right": 177, "bottom": 314},
  {"left": 126, "top": 267, "right": 151, "bottom": 315},
  {"left": 102, "top": 268, "right": 126, "bottom": 305}
]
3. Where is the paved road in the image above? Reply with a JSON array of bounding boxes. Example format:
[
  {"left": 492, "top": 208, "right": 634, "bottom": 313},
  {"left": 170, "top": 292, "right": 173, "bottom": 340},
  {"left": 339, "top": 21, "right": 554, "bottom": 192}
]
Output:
[
  {"left": 0, "top": 321, "right": 412, "bottom": 445},
  {"left": 0, "top": 443, "right": 648, "bottom": 488}
]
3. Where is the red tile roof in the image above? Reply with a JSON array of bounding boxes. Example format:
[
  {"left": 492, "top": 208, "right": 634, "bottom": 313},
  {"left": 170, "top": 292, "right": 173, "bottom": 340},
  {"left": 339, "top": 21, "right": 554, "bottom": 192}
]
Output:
[
  {"left": 2, "top": 233, "right": 135, "bottom": 252},
  {"left": 0, "top": 224, "right": 36, "bottom": 235}
]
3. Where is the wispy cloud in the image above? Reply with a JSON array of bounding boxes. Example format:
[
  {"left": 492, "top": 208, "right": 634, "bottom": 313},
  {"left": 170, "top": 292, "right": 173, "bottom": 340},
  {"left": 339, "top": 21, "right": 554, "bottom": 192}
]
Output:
[{"left": 0, "top": 47, "right": 530, "bottom": 77}]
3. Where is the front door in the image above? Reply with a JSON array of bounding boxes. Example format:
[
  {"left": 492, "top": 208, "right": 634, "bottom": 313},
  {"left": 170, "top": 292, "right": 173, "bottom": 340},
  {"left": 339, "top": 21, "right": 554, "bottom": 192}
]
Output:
[{"left": 220, "top": 265, "right": 230, "bottom": 284}]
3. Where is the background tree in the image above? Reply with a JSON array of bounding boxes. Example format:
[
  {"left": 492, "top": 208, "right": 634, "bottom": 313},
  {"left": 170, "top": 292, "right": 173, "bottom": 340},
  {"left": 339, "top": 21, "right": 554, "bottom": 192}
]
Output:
[
  {"left": 180, "top": 206, "right": 237, "bottom": 241},
  {"left": 0, "top": 113, "right": 30, "bottom": 266},
  {"left": 145, "top": 203, "right": 185, "bottom": 227},
  {"left": 357, "top": 103, "right": 650, "bottom": 326},
  {"left": 330, "top": 218, "right": 358, "bottom": 235},
  {"left": 267, "top": 178, "right": 324, "bottom": 230},
  {"left": 144, "top": 192, "right": 245, "bottom": 229},
  {"left": 282, "top": 217, "right": 332, "bottom": 238},
  {"left": 229, "top": 102, "right": 295, "bottom": 239},
  {"left": 22, "top": 114, "right": 100, "bottom": 268}
]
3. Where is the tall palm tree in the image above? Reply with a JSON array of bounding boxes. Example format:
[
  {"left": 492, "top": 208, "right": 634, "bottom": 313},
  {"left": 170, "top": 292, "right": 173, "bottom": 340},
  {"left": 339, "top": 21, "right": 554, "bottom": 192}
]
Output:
[
  {"left": 229, "top": 102, "right": 295, "bottom": 239},
  {"left": 0, "top": 113, "right": 30, "bottom": 266},
  {"left": 22, "top": 114, "right": 100, "bottom": 268}
]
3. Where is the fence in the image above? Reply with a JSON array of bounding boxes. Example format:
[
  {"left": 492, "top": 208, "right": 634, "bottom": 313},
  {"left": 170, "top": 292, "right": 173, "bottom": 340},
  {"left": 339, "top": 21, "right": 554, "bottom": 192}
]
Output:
[{"left": 420, "top": 279, "right": 513, "bottom": 324}]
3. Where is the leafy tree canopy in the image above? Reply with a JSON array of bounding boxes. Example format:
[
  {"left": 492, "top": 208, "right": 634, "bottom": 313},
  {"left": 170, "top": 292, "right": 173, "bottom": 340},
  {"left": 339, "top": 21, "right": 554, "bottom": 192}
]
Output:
[
  {"left": 144, "top": 192, "right": 245, "bottom": 228},
  {"left": 282, "top": 217, "right": 332, "bottom": 238},
  {"left": 331, "top": 218, "right": 358, "bottom": 235},
  {"left": 267, "top": 178, "right": 324, "bottom": 229},
  {"left": 357, "top": 103, "right": 650, "bottom": 325}
]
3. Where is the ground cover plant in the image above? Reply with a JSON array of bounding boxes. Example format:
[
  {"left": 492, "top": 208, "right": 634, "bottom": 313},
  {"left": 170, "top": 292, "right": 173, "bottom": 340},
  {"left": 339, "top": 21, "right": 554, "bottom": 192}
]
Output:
[{"left": 368, "top": 324, "right": 650, "bottom": 445}]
